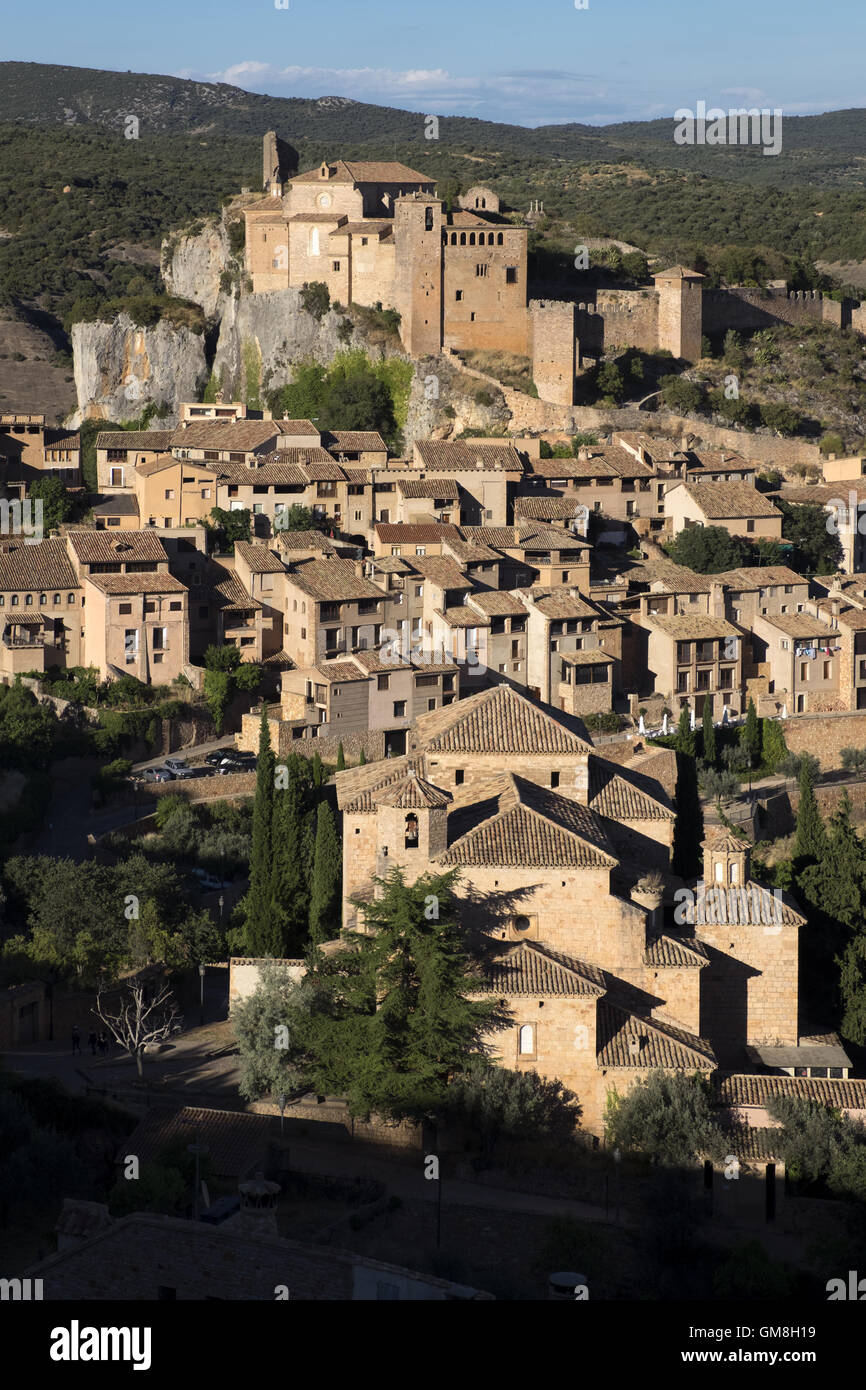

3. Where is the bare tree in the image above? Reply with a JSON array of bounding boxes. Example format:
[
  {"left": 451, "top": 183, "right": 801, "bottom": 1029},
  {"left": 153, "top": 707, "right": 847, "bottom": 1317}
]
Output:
[{"left": 93, "top": 981, "right": 182, "bottom": 1079}]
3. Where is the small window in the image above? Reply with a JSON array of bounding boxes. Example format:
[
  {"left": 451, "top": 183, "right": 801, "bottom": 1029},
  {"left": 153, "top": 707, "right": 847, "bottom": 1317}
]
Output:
[
  {"left": 550, "top": 771, "right": 559, "bottom": 789},
  {"left": 119, "top": 602, "right": 132, "bottom": 615},
  {"left": 393, "top": 700, "right": 407, "bottom": 717},
  {"left": 518, "top": 1023, "right": 534, "bottom": 1055},
  {"left": 53, "top": 593, "right": 61, "bottom": 605},
  {"left": 378, "top": 674, "right": 390, "bottom": 691},
  {"left": 455, "top": 289, "right": 464, "bottom": 302},
  {"left": 506, "top": 267, "right": 518, "bottom": 284},
  {"left": 455, "top": 769, "right": 464, "bottom": 785}
]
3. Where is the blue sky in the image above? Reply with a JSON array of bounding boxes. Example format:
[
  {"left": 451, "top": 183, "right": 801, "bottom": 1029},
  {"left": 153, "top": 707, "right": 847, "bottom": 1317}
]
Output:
[{"left": 4, "top": 0, "right": 864, "bottom": 126}]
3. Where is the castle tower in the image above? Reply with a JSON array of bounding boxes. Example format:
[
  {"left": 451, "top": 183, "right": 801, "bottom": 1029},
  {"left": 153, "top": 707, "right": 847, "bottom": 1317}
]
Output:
[
  {"left": 530, "top": 300, "right": 577, "bottom": 406},
  {"left": 393, "top": 194, "right": 444, "bottom": 357},
  {"left": 375, "top": 769, "right": 452, "bottom": 875},
  {"left": 653, "top": 266, "right": 704, "bottom": 363}
]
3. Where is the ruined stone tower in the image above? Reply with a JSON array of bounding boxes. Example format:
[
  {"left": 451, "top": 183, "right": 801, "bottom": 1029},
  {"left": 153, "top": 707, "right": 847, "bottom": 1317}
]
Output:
[
  {"left": 393, "top": 194, "right": 444, "bottom": 357},
  {"left": 654, "top": 266, "right": 704, "bottom": 363}
]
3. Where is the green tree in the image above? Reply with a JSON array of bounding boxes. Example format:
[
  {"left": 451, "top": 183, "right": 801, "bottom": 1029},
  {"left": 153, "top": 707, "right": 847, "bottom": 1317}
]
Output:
[
  {"left": 299, "top": 281, "right": 330, "bottom": 321},
  {"left": 335, "top": 743, "right": 346, "bottom": 772},
  {"left": 269, "top": 754, "right": 311, "bottom": 957},
  {"left": 778, "top": 500, "right": 843, "bottom": 575},
  {"left": 445, "top": 1061, "right": 581, "bottom": 1159},
  {"left": 596, "top": 361, "right": 624, "bottom": 401},
  {"left": 243, "top": 710, "right": 276, "bottom": 954},
  {"left": 740, "top": 698, "right": 761, "bottom": 765},
  {"left": 761, "top": 718, "right": 787, "bottom": 772},
  {"left": 675, "top": 704, "right": 695, "bottom": 757},
  {"left": 701, "top": 699, "right": 716, "bottom": 766},
  {"left": 233, "top": 960, "right": 309, "bottom": 1101},
  {"left": 303, "top": 869, "right": 505, "bottom": 1119},
  {"left": 358, "top": 748, "right": 367, "bottom": 766},
  {"left": 274, "top": 503, "right": 316, "bottom": 532},
  {"left": 308, "top": 800, "right": 342, "bottom": 948},
  {"left": 795, "top": 760, "right": 827, "bottom": 865},
  {"left": 666, "top": 524, "right": 749, "bottom": 574},
  {"left": 672, "top": 749, "right": 703, "bottom": 878},
  {"left": 207, "top": 506, "right": 251, "bottom": 554},
  {"left": 839, "top": 932, "right": 866, "bottom": 1046},
  {"left": 605, "top": 1071, "right": 725, "bottom": 1166},
  {"left": 28, "top": 476, "right": 74, "bottom": 534}
]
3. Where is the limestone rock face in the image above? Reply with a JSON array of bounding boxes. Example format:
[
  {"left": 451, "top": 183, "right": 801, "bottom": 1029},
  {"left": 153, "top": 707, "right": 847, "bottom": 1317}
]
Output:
[
  {"left": 161, "top": 218, "right": 230, "bottom": 320},
  {"left": 68, "top": 314, "right": 207, "bottom": 428},
  {"left": 212, "top": 291, "right": 361, "bottom": 402}
]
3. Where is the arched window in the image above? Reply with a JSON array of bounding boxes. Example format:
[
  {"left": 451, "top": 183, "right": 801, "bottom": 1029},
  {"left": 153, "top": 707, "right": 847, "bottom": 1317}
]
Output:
[
  {"left": 309, "top": 227, "right": 320, "bottom": 257},
  {"left": 714, "top": 861, "right": 724, "bottom": 882},
  {"left": 451, "top": 232, "right": 457, "bottom": 245},
  {"left": 475, "top": 197, "right": 480, "bottom": 208},
  {"left": 497, "top": 232, "right": 504, "bottom": 245},
  {"left": 460, "top": 233, "right": 466, "bottom": 246},
  {"left": 425, "top": 207, "right": 433, "bottom": 231},
  {"left": 469, "top": 233, "right": 476, "bottom": 246},
  {"left": 404, "top": 813, "right": 419, "bottom": 848},
  {"left": 519, "top": 1024, "right": 534, "bottom": 1055},
  {"left": 482, "top": 198, "right": 487, "bottom": 208},
  {"left": 730, "top": 861, "right": 739, "bottom": 884}
]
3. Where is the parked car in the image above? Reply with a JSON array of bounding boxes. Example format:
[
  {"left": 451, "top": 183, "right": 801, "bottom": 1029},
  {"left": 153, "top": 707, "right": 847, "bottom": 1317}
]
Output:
[
  {"left": 141, "top": 766, "right": 174, "bottom": 783},
  {"left": 217, "top": 759, "right": 246, "bottom": 775},
  {"left": 191, "top": 868, "right": 225, "bottom": 892},
  {"left": 164, "top": 757, "right": 196, "bottom": 779},
  {"left": 205, "top": 748, "right": 234, "bottom": 767}
]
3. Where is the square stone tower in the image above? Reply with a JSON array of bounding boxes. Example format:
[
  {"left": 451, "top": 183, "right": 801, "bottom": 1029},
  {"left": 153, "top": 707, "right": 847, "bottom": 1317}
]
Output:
[
  {"left": 393, "top": 194, "right": 444, "bottom": 357},
  {"left": 654, "top": 266, "right": 704, "bottom": 363}
]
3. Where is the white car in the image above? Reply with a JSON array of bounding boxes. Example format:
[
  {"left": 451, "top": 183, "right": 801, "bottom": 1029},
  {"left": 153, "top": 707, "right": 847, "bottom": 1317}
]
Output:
[{"left": 191, "top": 868, "right": 224, "bottom": 892}]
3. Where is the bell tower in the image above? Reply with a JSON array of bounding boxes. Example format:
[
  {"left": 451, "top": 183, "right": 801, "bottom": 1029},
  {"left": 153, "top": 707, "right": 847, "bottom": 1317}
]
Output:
[{"left": 375, "top": 768, "right": 451, "bottom": 875}]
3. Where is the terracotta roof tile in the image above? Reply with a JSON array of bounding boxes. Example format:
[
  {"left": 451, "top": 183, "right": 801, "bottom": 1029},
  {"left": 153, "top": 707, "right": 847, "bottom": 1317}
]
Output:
[
  {"left": 377, "top": 768, "right": 452, "bottom": 810},
  {"left": 476, "top": 941, "right": 606, "bottom": 997},
  {"left": 87, "top": 572, "right": 187, "bottom": 596},
  {"left": 414, "top": 683, "right": 593, "bottom": 755},
  {"left": 717, "top": 1073, "right": 866, "bottom": 1111},
  {"left": 674, "top": 481, "right": 781, "bottom": 520},
  {"left": 67, "top": 531, "right": 168, "bottom": 565},
  {"left": 234, "top": 542, "right": 285, "bottom": 573},
  {"left": 171, "top": 422, "right": 279, "bottom": 452},
  {"left": 0, "top": 538, "right": 78, "bottom": 592},
  {"left": 597, "top": 1001, "right": 715, "bottom": 1068},
  {"left": 589, "top": 762, "right": 675, "bottom": 820},
  {"left": 287, "top": 558, "right": 385, "bottom": 603},
  {"left": 441, "top": 774, "right": 616, "bottom": 869},
  {"left": 644, "top": 934, "right": 709, "bottom": 967}
]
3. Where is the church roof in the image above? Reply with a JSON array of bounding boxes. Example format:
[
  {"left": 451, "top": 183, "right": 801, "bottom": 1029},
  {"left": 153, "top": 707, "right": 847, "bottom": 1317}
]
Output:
[
  {"left": 412, "top": 683, "right": 593, "bottom": 756},
  {"left": 293, "top": 159, "right": 433, "bottom": 185},
  {"left": 690, "top": 882, "right": 805, "bottom": 927},
  {"left": 476, "top": 941, "right": 606, "bottom": 998},
  {"left": 440, "top": 775, "right": 616, "bottom": 869},
  {"left": 644, "top": 934, "right": 710, "bottom": 968},
  {"left": 702, "top": 831, "right": 748, "bottom": 853},
  {"left": 589, "top": 761, "right": 675, "bottom": 821},
  {"left": 717, "top": 1073, "right": 866, "bottom": 1112},
  {"left": 596, "top": 1001, "right": 715, "bottom": 1069},
  {"left": 377, "top": 769, "right": 452, "bottom": 810}
]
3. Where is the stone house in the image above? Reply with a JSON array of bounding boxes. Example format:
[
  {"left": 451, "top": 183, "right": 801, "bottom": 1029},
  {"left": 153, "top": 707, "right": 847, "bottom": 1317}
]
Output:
[
  {"left": 664, "top": 481, "right": 783, "bottom": 541},
  {"left": 750, "top": 611, "right": 841, "bottom": 714}
]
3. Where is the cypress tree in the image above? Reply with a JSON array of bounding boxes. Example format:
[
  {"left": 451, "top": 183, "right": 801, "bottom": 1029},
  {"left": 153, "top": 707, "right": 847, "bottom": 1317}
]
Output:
[
  {"left": 761, "top": 717, "right": 787, "bottom": 772},
  {"left": 359, "top": 748, "right": 367, "bottom": 766},
  {"left": 269, "top": 754, "right": 310, "bottom": 957},
  {"left": 740, "top": 698, "right": 761, "bottom": 765},
  {"left": 795, "top": 762, "right": 827, "bottom": 865},
  {"left": 672, "top": 750, "right": 704, "bottom": 879},
  {"left": 309, "top": 800, "right": 343, "bottom": 947},
  {"left": 243, "top": 708, "right": 276, "bottom": 954},
  {"left": 702, "top": 700, "right": 716, "bottom": 766},
  {"left": 335, "top": 742, "right": 346, "bottom": 772},
  {"left": 675, "top": 704, "right": 696, "bottom": 757},
  {"left": 311, "top": 751, "right": 324, "bottom": 788}
]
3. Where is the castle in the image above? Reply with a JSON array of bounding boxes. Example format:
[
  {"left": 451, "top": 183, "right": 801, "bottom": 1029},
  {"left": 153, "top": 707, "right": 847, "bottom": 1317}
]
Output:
[{"left": 243, "top": 133, "right": 866, "bottom": 407}]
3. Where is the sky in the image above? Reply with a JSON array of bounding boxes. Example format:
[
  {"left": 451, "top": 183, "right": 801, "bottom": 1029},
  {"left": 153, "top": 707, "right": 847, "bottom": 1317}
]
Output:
[{"left": 3, "top": 0, "right": 864, "bottom": 127}]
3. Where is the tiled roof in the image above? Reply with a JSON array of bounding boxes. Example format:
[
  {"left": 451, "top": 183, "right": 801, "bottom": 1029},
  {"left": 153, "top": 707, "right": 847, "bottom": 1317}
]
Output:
[
  {"left": 0, "top": 538, "right": 78, "bottom": 591},
  {"left": 415, "top": 440, "right": 524, "bottom": 473},
  {"left": 597, "top": 1001, "right": 715, "bottom": 1069},
  {"left": 560, "top": 648, "right": 613, "bottom": 666},
  {"left": 686, "top": 450, "right": 754, "bottom": 474},
  {"left": 67, "top": 531, "right": 168, "bottom": 565},
  {"left": 299, "top": 459, "right": 350, "bottom": 481},
  {"left": 134, "top": 455, "right": 181, "bottom": 477},
  {"left": 442, "top": 537, "right": 502, "bottom": 564},
  {"left": 234, "top": 542, "right": 285, "bottom": 573},
  {"left": 214, "top": 461, "right": 310, "bottom": 486},
  {"left": 519, "top": 523, "right": 588, "bottom": 551},
  {"left": 460, "top": 525, "right": 520, "bottom": 548},
  {"left": 514, "top": 496, "right": 582, "bottom": 521},
  {"left": 313, "top": 660, "right": 367, "bottom": 683},
  {"left": 170, "top": 422, "right": 278, "bottom": 451},
  {"left": 703, "top": 830, "right": 747, "bottom": 853},
  {"left": 398, "top": 478, "right": 460, "bottom": 499},
  {"left": 466, "top": 591, "right": 527, "bottom": 616},
  {"left": 44, "top": 432, "right": 80, "bottom": 450},
  {"left": 323, "top": 431, "right": 387, "bottom": 453},
  {"left": 377, "top": 769, "right": 453, "bottom": 810},
  {"left": 96, "top": 431, "right": 173, "bottom": 451},
  {"left": 293, "top": 159, "right": 433, "bottom": 184},
  {"left": 408, "top": 556, "right": 472, "bottom": 588},
  {"left": 275, "top": 530, "right": 338, "bottom": 555},
  {"left": 347, "top": 648, "right": 410, "bottom": 674},
  {"left": 275, "top": 419, "right": 320, "bottom": 436},
  {"left": 367, "top": 556, "right": 411, "bottom": 573},
  {"left": 531, "top": 590, "right": 598, "bottom": 620},
  {"left": 376, "top": 523, "right": 461, "bottom": 544},
  {"left": 476, "top": 941, "right": 606, "bottom": 997},
  {"left": 336, "top": 753, "right": 423, "bottom": 813},
  {"left": 118, "top": 1105, "right": 275, "bottom": 1177},
  {"left": 756, "top": 612, "right": 835, "bottom": 638},
  {"left": 212, "top": 575, "right": 262, "bottom": 611},
  {"left": 689, "top": 881, "right": 805, "bottom": 927},
  {"left": 287, "top": 558, "right": 385, "bottom": 602},
  {"left": 717, "top": 1073, "right": 866, "bottom": 1111},
  {"left": 719, "top": 565, "right": 806, "bottom": 589},
  {"left": 629, "top": 558, "right": 717, "bottom": 594},
  {"left": 644, "top": 934, "right": 709, "bottom": 967},
  {"left": 88, "top": 573, "right": 187, "bottom": 596},
  {"left": 595, "top": 445, "right": 655, "bottom": 479},
  {"left": 646, "top": 613, "right": 740, "bottom": 639},
  {"left": 436, "top": 606, "right": 490, "bottom": 628},
  {"left": 440, "top": 775, "right": 616, "bottom": 869},
  {"left": 674, "top": 482, "right": 781, "bottom": 519},
  {"left": 721, "top": 1127, "right": 785, "bottom": 1162},
  {"left": 589, "top": 761, "right": 675, "bottom": 821},
  {"left": 415, "top": 683, "right": 593, "bottom": 755},
  {"left": 91, "top": 494, "right": 140, "bottom": 517},
  {"left": 528, "top": 456, "right": 617, "bottom": 479}
]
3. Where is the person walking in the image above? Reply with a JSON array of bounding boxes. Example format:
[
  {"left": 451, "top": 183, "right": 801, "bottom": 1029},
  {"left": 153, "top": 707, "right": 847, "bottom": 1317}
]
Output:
[
  {"left": 97, "top": 1031, "right": 108, "bottom": 1057},
  {"left": 71, "top": 1026, "right": 81, "bottom": 1056},
  {"left": 87, "top": 1030, "right": 98, "bottom": 1056}
]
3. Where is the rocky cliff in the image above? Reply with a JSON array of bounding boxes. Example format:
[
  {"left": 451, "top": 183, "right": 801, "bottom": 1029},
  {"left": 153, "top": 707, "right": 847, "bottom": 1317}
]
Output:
[
  {"left": 69, "top": 313, "right": 208, "bottom": 428},
  {"left": 161, "top": 217, "right": 230, "bottom": 320}
]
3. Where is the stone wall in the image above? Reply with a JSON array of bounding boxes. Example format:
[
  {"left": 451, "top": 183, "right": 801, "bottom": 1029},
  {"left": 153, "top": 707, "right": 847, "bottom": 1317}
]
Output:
[
  {"left": 783, "top": 711, "right": 866, "bottom": 768},
  {"left": 703, "top": 286, "right": 844, "bottom": 336}
]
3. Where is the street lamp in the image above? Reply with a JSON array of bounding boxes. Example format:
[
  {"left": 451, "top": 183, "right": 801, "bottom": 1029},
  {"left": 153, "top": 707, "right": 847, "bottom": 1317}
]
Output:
[
  {"left": 198, "top": 963, "right": 206, "bottom": 1027},
  {"left": 218, "top": 894, "right": 225, "bottom": 922}
]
